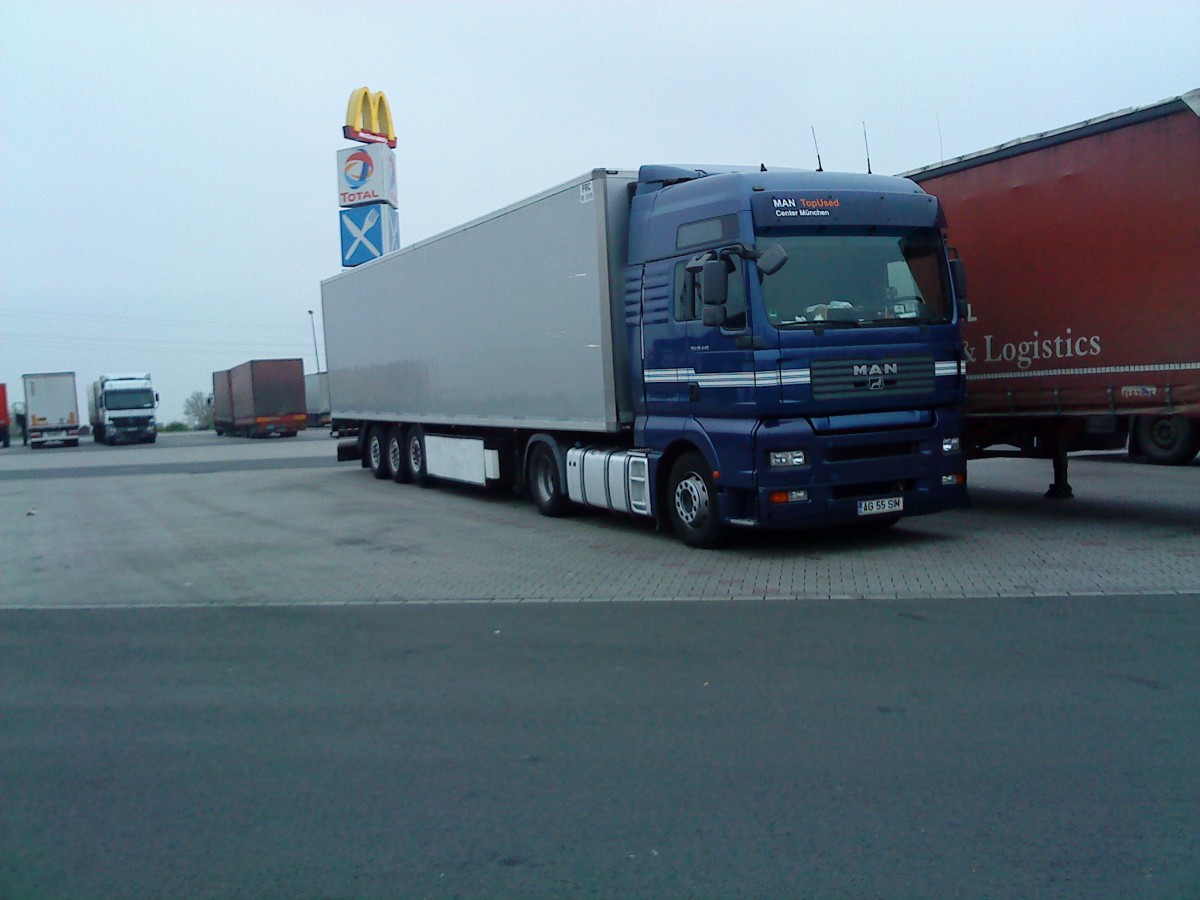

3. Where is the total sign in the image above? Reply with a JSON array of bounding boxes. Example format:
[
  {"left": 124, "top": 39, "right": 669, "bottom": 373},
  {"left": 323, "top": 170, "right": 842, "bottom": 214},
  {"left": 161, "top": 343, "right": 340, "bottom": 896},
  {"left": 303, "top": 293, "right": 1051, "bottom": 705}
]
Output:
[{"left": 337, "top": 144, "right": 397, "bottom": 208}]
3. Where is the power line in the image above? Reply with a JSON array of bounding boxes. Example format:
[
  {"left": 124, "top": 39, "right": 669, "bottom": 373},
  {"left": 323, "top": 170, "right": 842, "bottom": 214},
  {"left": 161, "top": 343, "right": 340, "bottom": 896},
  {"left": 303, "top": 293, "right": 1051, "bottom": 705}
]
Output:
[
  {"left": 1, "top": 331, "right": 310, "bottom": 352},
  {"left": 1, "top": 305, "right": 321, "bottom": 333}
]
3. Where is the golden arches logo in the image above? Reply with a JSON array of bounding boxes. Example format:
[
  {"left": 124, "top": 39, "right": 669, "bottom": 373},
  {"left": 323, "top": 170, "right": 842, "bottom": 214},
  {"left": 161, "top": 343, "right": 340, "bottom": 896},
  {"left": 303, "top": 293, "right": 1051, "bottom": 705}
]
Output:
[{"left": 344, "top": 87, "right": 396, "bottom": 147}]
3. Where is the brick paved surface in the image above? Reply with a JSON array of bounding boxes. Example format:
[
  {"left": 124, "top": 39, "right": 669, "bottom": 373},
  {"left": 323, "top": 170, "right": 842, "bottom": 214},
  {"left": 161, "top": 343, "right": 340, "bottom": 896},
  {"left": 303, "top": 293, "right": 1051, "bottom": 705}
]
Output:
[{"left": 1, "top": 433, "right": 1196, "bottom": 608}]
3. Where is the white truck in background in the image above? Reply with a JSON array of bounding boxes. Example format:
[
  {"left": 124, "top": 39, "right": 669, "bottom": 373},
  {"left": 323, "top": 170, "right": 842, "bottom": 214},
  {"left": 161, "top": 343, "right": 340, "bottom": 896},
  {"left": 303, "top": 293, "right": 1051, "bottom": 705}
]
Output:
[
  {"left": 22, "top": 372, "right": 81, "bottom": 448},
  {"left": 88, "top": 373, "right": 159, "bottom": 444}
]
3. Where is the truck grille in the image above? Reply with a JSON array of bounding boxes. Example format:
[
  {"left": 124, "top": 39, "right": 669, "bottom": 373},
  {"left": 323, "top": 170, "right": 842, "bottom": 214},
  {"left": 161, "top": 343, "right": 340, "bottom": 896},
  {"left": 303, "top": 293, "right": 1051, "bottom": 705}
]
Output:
[{"left": 811, "top": 357, "right": 935, "bottom": 400}]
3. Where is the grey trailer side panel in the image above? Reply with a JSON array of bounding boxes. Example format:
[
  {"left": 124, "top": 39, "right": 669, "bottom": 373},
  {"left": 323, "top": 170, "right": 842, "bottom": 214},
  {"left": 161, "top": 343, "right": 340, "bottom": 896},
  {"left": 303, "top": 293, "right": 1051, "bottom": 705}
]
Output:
[{"left": 322, "top": 170, "right": 636, "bottom": 433}]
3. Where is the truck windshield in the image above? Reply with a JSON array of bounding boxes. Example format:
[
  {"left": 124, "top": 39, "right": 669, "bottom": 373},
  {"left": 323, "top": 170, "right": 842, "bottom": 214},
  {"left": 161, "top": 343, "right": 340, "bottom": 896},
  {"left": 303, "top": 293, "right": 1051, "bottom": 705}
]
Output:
[
  {"left": 757, "top": 229, "right": 953, "bottom": 329},
  {"left": 106, "top": 389, "right": 155, "bottom": 410}
]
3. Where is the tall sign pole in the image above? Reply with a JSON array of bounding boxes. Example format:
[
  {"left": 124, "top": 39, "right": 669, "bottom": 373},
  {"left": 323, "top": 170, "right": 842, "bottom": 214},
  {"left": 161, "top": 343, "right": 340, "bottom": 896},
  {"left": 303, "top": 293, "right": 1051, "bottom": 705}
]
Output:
[{"left": 337, "top": 86, "right": 399, "bottom": 267}]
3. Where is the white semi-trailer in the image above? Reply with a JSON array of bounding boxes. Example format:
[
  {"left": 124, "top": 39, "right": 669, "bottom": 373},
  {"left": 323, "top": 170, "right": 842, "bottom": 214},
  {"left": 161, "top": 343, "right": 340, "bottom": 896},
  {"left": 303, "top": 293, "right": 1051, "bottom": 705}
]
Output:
[{"left": 22, "top": 372, "right": 81, "bottom": 448}]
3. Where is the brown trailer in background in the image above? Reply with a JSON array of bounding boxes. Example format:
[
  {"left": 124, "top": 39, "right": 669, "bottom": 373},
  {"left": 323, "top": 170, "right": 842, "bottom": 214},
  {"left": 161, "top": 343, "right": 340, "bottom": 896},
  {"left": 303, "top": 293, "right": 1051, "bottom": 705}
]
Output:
[{"left": 213, "top": 359, "right": 307, "bottom": 438}]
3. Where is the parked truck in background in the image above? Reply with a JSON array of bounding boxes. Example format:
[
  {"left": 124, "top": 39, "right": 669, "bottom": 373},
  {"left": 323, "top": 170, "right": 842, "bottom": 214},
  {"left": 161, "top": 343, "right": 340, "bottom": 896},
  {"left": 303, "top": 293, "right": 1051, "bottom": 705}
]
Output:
[
  {"left": 322, "top": 165, "right": 968, "bottom": 547},
  {"left": 211, "top": 369, "right": 233, "bottom": 435},
  {"left": 88, "top": 373, "right": 158, "bottom": 445},
  {"left": 22, "top": 372, "right": 80, "bottom": 448},
  {"left": 0, "top": 383, "right": 10, "bottom": 448},
  {"left": 305, "top": 371, "right": 331, "bottom": 427},
  {"left": 907, "top": 90, "right": 1200, "bottom": 494},
  {"left": 212, "top": 359, "right": 306, "bottom": 438}
]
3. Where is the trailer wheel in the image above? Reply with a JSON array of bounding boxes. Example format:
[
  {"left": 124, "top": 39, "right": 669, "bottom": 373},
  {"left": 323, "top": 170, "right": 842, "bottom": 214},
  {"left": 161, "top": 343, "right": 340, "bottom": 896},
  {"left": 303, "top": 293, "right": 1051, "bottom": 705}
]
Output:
[
  {"left": 528, "top": 443, "right": 568, "bottom": 517},
  {"left": 667, "top": 452, "right": 725, "bottom": 548},
  {"left": 388, "top": 426, "right": 412, "bottom": 484},
  {"left": 1135, "top": 415, "right": 1200, "bottom": 465},
  {"left": 405, "top": 425, "right": 430, "bottom": 486},
  {"left": 367, "top": 426, "right": 390, "bottom": 479}
]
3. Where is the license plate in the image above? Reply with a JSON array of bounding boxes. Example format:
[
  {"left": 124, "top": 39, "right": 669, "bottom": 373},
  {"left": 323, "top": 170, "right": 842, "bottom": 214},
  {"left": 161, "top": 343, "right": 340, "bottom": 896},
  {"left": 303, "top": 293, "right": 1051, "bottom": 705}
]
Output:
[{"left": 858, "top": 496, "right": 903, "bottom": 516}]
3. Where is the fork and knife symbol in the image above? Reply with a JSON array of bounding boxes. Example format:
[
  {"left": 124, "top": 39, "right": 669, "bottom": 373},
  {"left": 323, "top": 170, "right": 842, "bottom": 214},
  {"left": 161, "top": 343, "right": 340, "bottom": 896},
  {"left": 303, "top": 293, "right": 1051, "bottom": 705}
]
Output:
[{"left": 343, "top": 207, "right": 381, "bottom": 261}]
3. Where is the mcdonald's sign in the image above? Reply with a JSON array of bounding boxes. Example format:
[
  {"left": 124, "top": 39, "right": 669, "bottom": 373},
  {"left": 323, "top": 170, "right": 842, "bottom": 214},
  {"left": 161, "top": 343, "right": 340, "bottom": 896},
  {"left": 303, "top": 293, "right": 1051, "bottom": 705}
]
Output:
[{"left": 344, "top": 87, "right": 396, "bottom": 148}]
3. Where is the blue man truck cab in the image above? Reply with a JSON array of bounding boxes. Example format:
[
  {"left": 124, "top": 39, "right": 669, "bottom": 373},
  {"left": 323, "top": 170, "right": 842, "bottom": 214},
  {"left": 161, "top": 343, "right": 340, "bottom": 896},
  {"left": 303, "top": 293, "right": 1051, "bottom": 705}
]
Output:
[{"left": 324, "top": 165, "right": 966, "bottom": 547}]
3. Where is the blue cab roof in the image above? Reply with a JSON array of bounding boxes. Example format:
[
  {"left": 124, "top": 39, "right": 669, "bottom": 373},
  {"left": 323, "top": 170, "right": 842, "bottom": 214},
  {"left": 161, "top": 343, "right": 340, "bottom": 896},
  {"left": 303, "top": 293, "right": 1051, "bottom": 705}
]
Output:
[{"left": 629, "top": 165, "right": 940, "bottom": 265}]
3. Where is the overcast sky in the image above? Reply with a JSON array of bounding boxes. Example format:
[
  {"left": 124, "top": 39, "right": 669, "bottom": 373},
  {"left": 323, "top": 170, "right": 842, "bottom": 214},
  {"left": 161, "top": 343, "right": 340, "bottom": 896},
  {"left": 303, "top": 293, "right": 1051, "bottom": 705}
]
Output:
[{"left": 2, "top": 0, "right": 1197, "bottom": 422}]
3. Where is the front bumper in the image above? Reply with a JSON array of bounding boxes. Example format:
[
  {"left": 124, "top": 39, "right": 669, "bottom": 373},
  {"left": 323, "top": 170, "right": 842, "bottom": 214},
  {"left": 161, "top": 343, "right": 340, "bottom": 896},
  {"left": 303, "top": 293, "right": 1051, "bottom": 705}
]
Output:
[{"left": 720, "top": 413, "right": 966, "bottom": 529}]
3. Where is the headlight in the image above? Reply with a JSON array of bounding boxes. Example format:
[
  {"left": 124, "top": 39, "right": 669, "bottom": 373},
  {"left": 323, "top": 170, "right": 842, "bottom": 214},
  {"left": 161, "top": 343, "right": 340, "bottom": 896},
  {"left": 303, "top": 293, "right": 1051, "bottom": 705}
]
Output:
[
  {"left": 942, "top": 437, "right": 960, "bottom": 453},
  {"left": 768, "top": 450, "right": 807, "bottom": 467}
]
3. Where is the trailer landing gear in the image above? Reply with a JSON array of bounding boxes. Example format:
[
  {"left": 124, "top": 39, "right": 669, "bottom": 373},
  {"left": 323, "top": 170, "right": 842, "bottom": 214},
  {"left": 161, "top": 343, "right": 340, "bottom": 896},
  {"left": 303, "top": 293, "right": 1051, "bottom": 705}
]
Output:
[{"left": 1044, "top": 439, "right": 1074, "bottom": 500}]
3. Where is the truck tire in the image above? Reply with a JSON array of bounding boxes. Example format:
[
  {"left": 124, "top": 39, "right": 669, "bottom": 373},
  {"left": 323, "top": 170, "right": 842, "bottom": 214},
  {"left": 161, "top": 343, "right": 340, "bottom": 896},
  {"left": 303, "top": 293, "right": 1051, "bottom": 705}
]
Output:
[
  {"left": 1135, "top": 415, "right": 1200, "bottom": 465},
  {"left": 405, "top": 425, "right": 430, "bottom": 485},
  {"left": 367, "top": 426, "right": 390, "bottom": 479},
  {"left": 387, "top": 425, "right": 412, "bottom": 484},
  {"left": 528, "top": 442, "right": 568, "bottom": 517},
  {"left": 667, "top": 452, "right": 726, "bottom": 548}
]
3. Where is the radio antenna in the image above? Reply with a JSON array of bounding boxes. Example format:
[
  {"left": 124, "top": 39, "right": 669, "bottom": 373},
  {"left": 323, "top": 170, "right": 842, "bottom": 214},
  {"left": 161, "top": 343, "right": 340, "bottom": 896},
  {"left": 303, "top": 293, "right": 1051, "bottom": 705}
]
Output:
[
  {"left": 936, "top": 113, "right": 944, "bottom": 162},
  {"left": 862, "top": 122, "right": 872, "bottom": 174},
  {"left": 811, "top": 127, "right": 824, "bottom": 172}
]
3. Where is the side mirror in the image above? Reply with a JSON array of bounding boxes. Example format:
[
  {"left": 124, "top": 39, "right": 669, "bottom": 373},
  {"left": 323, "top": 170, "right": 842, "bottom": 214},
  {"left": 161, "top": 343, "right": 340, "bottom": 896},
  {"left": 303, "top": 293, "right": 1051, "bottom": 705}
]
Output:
[
  {"left": 757, "top": 244, "right": 788, "bottom": 276},
  {"left": 949, "top": 258, "right": 967, "bottom": 301},
  {"left": 702, "top": 305, "right": 727, "bottom": 327},
  {"left": 700, "top": 259, "right": 728, "bottom": 306}
]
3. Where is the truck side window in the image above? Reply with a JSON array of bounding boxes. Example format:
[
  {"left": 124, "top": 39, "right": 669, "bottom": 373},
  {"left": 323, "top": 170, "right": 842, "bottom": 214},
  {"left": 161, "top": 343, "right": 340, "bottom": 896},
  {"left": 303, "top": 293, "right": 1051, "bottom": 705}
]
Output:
[
  {"left": 673, "top": 260, "right": 696, "bottom": 322},
  {"left": 722, "top": 257, "right": 746, "bottom": 331},
  {"left": 674, "top": 256, "right": 747, "bottom": 329},
  {"left": 676, "top": 215, "right": 738, "bottom": 251}
]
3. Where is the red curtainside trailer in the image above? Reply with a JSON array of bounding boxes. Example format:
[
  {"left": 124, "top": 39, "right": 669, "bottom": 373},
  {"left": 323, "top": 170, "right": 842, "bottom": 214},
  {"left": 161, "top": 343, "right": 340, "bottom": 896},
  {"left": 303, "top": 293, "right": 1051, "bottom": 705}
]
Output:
[{"left": 907, "top": 90, "right": 1200, "bottom": 495}]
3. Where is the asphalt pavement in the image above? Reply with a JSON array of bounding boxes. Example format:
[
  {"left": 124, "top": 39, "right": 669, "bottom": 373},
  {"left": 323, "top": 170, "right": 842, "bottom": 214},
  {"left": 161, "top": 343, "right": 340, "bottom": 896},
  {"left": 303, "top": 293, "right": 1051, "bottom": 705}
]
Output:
[{"left": 3, "top": 597, "right": 1198, "bottom": 898}]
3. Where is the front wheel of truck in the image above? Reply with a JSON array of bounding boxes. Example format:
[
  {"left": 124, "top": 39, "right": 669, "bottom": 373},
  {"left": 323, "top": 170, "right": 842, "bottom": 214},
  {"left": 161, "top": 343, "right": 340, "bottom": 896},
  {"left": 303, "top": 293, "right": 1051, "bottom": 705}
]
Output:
[{"left": 668, "top": 452, "right": 725, "bottom": 548}]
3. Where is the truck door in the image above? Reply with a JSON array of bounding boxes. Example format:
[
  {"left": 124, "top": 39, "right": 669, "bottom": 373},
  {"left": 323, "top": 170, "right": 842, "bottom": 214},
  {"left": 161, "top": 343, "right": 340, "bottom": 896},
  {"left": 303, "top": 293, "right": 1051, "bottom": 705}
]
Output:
[
  {"left": 684, "top": 255, "right": 757, "bottom": 419},
  {"left": 639, "top": 258, "right": 691, "bottom": 420}
]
